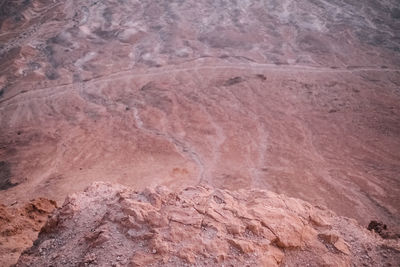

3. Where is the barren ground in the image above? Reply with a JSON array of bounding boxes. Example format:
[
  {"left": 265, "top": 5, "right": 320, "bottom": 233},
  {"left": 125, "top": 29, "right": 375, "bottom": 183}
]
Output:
[{"left": 0, "top": 0, "right": 399, "bottom": 234}]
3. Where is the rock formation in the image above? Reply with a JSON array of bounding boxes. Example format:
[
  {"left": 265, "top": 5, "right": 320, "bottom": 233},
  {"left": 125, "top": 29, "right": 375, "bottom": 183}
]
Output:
[
  {"left": 16, "top": 183, "right": 400, "bottom": 266},
  {"left": 0, "top": 198, "right": 56, "bottom": 266}
]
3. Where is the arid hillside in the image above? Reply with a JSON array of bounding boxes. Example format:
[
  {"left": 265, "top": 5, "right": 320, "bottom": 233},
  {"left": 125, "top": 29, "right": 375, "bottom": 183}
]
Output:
[{"left": 0, "top": 0, "right": 400, "bottom": 243}]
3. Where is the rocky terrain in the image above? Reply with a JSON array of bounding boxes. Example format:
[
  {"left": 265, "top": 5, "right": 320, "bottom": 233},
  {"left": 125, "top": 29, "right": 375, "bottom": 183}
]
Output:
[
  {"left": 1, "top": 0, "right": 400, "bottom": 229},
  {"left": 0, "top": 0, "right": 400, "bottom": 265},
  {"left": 15, "top": 182, "right": 400, "bottom": 266},
  {"left": 0, "top": 197, "right": 56, "bottom": 266}
]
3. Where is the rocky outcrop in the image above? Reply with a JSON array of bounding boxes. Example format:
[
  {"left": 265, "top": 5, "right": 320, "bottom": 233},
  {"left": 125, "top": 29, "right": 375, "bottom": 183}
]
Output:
[
  {"left": 0, "top": 198, "right": 56, "bottom": 266},
  {"left": 17, "top": 183, "right": 400, "bottom": 266}
]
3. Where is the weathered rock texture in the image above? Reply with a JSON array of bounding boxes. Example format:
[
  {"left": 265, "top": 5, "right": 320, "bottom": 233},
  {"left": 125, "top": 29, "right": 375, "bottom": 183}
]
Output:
[
  {"left": 0, "top": 198, "right": 56, "bottom": 266},
  {"left": 16, "top": 183, "right": 400, "bottom": 266}
]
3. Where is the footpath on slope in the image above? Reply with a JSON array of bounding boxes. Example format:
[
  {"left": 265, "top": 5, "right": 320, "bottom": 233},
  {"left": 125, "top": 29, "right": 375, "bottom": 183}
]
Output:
[{"left": 2, "top": 60, "right": 399, "bottom": 105}]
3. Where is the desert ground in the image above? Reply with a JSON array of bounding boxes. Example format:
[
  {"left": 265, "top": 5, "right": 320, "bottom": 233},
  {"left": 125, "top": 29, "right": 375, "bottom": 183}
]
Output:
[{"left": 0, "top": 0, "right": 400, "bottom": 264}]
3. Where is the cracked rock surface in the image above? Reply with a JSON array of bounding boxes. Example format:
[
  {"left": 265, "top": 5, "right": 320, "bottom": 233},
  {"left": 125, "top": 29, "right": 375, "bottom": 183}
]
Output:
[{"left": 16, "top": 182, "right": 400, "bottom": 266}]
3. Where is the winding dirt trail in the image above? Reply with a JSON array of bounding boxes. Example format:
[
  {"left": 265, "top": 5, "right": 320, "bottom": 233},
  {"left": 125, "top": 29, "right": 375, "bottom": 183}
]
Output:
[{"left": 1, "top": 62, "right": 399, "bottom": 106}]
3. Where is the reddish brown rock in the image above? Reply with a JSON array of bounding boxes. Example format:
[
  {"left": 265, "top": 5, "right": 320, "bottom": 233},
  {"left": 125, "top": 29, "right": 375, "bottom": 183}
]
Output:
[
  {"left": 0, "top": 198, "right": 56, "bottom": 266},
  {"left": 16, "top": 183, "right": 400, "bottom": 267}
]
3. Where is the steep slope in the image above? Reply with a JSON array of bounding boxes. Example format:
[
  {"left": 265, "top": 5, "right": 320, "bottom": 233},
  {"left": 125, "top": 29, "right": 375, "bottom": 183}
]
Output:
[
  {"left": 1, "top": 0, "right": 400, "bottom": 232},
  {"left": 17, "top": 183, "right": 400, "bottom": 266}
]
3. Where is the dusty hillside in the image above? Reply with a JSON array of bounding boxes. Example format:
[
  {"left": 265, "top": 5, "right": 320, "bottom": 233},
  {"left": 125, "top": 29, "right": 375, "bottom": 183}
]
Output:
[
  {"left": 0, "top": 198, "right": 56, "bottom": 266},
  {"left": 1, "top": 0, "right": 400, "bottom": 265},
  {"left": 0, "top": 0, "right": 400, "bottom": 232},
  {"left": 15, "top": 182, "right": 400, "bottom": 266}
]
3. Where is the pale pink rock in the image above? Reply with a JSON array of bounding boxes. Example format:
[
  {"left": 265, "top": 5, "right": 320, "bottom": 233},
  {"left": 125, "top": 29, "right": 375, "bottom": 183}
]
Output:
[{"left": 14, "top": 183, "right": 400, "bottom": 266}]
